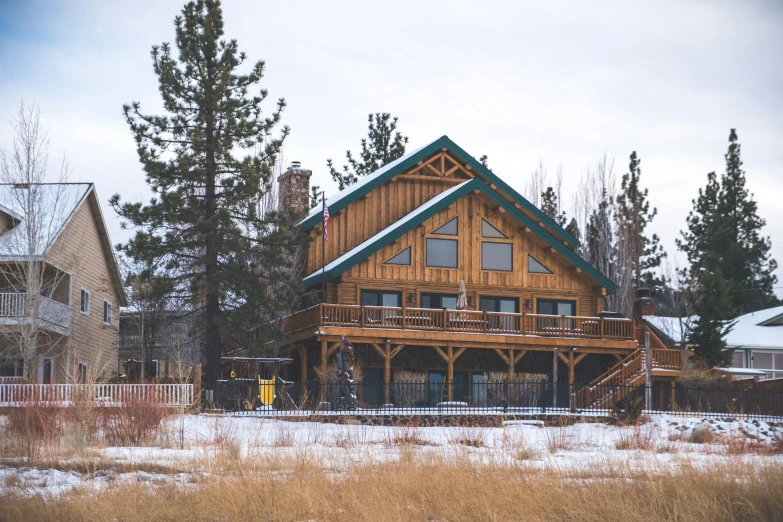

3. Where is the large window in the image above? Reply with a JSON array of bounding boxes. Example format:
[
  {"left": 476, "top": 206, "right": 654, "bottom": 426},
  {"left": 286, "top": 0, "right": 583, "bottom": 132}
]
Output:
[
  {"left": 482, "top": 242, "right": 513, "bottom": 271},
  {"left": 361, "top": 289, "right": 402, "bottom": 308},
  {"left": 479, "top": 296, "right": 519, "bottom": 313},
  {"left": 426, "top": 238, "right": 458, "bottom": 268},
  {"left": 420, "top": 293, "right": 458, "bottom": 310},
  {"left": 528, "top": 255, "right": 553, "bottom": 274},
  {"left": 751, "top": 351, "right": 783, "bottom": 380},
  {"left": 537, "top": 299, "right": 575, "bottom": 316},
  {"left": 384, "top": 247, "right": 411, "bottom": 265},
  {"left": 432, "top": 217, "right": 458, "bottom": 235}
]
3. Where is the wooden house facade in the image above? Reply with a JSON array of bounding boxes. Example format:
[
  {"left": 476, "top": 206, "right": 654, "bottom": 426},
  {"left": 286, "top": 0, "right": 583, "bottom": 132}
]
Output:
[{"left": 278, "top": 136, "right": 681, "bottom": 407}]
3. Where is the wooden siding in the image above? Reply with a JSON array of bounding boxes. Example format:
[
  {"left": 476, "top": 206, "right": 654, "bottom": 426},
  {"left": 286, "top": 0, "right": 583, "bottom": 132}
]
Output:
[
  {"left": 302, "top": 151, "right": 606, "bottom": 315},
  {"left": 47, "top": 193, "right": 123, "bottom": 382}
]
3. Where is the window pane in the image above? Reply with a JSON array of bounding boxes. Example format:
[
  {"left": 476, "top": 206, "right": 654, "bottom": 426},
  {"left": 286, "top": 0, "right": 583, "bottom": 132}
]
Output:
[
  {"left": 361, "top": 291, "right": 379, "bottom": 306},
  {"left": 538, "top": 301, "right": 555, "bottom": 315},
  {"left": 381, "top": 292, "right": 400, "bottom": 307},
  {"left": 385, "top": 247, "right": 411, "bottom": 265},
  {"left": 421, "top": 294, "right": 434, "bottom": 309},
  {"left": 482, "top": 242, "right": 512, "bottom": 271},
  {"left": 432, "top": 217, "right": 458, "bottom": 235},
  {"left": 775, "top": 353, "right": 783, "bottom": 370},
  {"left": 753, "top": 352, "right": 773, "bottom": 370},
  {"left": 528, "top": 255, "right": 553, "bottom": 274},
  {"left": 441, "top": 296, "right": 458, "bottom": 309},
  {"left": 426, "top": 239, "right": 458, "bottom": 268},
  {"left": 481, "top": 219, "right": 507, "bottom": 238},
  {"left": 479, "top": 297, "right": 497, "bottom": 312},
  {"left": 557, "top": 302, "right": 574, "bottom": 316},
  {"left": 732, "top": 350, "right": 745, "bottom": 368},
  {"left": 499, "top": 298, "right": 518, "bottom": 313}
]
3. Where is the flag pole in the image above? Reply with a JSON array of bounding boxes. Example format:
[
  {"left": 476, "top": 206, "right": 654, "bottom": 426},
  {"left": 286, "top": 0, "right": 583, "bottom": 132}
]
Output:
[{"left": 322, "top": 191, "right": 326, "bottom": 303}]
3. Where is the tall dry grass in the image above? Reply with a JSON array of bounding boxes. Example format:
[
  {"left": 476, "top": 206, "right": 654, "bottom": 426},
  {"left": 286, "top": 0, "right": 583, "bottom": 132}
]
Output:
[{"left": 1, "top": 459, "right": 782, "bottom": 521}]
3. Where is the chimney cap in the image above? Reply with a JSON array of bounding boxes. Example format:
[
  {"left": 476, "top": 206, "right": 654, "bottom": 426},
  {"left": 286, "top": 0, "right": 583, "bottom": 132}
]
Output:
[{"left": 290, "top": 160, "right": 302, "bottom": 169}]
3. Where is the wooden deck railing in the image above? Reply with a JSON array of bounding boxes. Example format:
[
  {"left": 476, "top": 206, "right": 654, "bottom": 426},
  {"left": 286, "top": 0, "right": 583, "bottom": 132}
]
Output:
[
  {"left": 0, "top": 383, "right": 193, "bottom": 407},
  {"left": 281, "top": 304, "right": 636, "bottom": 341}
]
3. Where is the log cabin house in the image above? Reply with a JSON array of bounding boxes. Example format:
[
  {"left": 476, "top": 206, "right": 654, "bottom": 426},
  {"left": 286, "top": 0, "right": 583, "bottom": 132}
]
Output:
[{"left": 277, "top": 136, "right": 682, "bottom": 408}]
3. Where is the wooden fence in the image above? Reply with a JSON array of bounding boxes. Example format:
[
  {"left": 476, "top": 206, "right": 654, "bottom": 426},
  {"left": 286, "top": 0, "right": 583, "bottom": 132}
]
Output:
[{"left": 0, "top": 383, "right": 193, "bottom": 408}]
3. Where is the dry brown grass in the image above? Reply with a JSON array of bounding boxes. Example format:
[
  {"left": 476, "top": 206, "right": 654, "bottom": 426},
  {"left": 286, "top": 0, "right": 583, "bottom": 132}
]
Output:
[
  {"left": 687, "top": 425, "right": 715, "bottom": 444},
  {"left": 615, "top": 426, "right": 655, "bottom": 451},
  {"left": 2, "top": 459, "right": 783, "bottom": 522},
  {"left": 383, "top": 424, "right": 434, "bottom": 447},
  {"left": 545, "top": 422, "right": 579, "bottom": 453},
  {"left": 447, "top": 426, "right": 487, "bottom": 448}
]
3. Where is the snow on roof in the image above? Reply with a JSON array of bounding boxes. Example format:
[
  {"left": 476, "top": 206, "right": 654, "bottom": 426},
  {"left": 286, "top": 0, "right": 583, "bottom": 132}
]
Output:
[
  {"left": 304, "top": 180, "right": 471, "bottom": 283},
  {"left": 298, "top": 138, "right": 438, "bottom": 227},
  {"left": 714, "top": 367, "right": 767, "bottom": 376},
  {"left": 644, "top": 315, "right": 695, "bottom": 345},
  {"left": 0, "top": 183, "right": 92, "bottom": 257},
  {"left": 724, "top": 305, "right": 783, "bottom": 350}
]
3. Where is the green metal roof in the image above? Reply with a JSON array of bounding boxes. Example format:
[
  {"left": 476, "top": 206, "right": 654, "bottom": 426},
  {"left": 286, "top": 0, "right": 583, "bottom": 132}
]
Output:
[
  {"left": 303, "top": 178, "right": 616, "bottom": 292},
  {"left": 299, "top": 135, "right": 579, "bottom": 248}
]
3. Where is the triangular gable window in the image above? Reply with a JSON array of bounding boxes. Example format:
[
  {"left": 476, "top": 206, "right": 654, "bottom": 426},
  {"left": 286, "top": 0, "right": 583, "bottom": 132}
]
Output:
[
  {"left": 385, "top": 247, "right": 411, "bottom": 265},
  {"left": 481, "top": 219, "right": 507, "bottom": 239},
  {"left": 528, "top": 254, "right": 553, "bottom": 274},
  {"left": 432, "top": 217, "right": 458, "bottom": 235}
]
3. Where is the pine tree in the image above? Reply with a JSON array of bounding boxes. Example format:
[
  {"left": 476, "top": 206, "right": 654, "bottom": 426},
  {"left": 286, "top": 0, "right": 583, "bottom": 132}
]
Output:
[
  {"left": 688, "top": 267, "right": 735, "bottom": 367},
  {"left": 540, "top": 186, "right": 567, "bottom": 227},
  {"left": 110, "top": 0, "right": 303, "bottom": 388},
  {"left": 615, "top": 151, "right": 665, "bottom": 289},
  {"left": 565, "top": 218, "right": 580, "bottom": 244},
  {"left": 679, "top": 129, "right": 779, "bottom": 315},
  {"left": 327, "top": 113, "right": 408, "bottom": 189}
]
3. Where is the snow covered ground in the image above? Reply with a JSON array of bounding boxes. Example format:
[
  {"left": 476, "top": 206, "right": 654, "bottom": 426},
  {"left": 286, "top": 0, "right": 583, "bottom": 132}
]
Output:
[{"left": 1, "top": 414, "right": 781, "bottom": 498}]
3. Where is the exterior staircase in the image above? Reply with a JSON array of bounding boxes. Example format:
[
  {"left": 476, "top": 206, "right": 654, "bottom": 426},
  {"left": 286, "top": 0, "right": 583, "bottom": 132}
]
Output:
[{"left": 574, "top": 324, "right": 683, "bottom": 410}]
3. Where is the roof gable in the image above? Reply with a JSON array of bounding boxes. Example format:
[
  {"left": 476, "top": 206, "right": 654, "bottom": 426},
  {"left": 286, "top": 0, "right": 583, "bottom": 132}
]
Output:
[
  {"left": 299, "top": 136, "right": 579, "bottom": 248},
  {"left": 304, "top": 178, "right": 615, "bottom": 291}
]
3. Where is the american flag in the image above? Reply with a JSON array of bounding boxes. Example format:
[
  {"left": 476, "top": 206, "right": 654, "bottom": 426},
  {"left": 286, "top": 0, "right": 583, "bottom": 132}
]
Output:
[{"left": 323, "top": 204, "right": 329, "bottom": 241}]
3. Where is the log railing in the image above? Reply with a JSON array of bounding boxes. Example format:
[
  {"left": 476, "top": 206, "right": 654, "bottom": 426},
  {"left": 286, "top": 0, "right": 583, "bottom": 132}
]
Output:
[
  {"left": 281, "top": 304, "right": 636, "bottom": 341},
  {"left": 652, "top": 349, "right": 683, "bottom": 370}
]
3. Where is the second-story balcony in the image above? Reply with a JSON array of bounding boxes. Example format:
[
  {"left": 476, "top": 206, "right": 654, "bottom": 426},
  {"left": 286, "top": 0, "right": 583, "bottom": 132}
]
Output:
[
  {"left": 0, "top": 292, "right": 71, "bottom": 332},
  {"left": 282, "top": 303, "right": 636, "bottom": 343}
]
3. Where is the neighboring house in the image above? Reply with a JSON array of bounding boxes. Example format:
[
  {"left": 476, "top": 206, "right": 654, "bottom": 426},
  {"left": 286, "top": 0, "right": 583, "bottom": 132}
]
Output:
[
  {"left": 643, "top": 315, "right": 693, "bottom": 350},
  {"left": 725, "top": 306, "right": 783, "bottom": 380},
  {"left": 118, "top": 307, "right": 193, "bottom": 381},
  {"left": 277, "top": 136, "right": 682, "bottom": 406},
  {"left": 0, "top": 183, "right": 126, "bottom": 383}
]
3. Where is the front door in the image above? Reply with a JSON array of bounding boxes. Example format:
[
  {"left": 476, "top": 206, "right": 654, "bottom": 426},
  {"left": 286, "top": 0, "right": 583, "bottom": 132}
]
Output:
[{"left": 42, "top": 358, "right": 53, "bottom": 384}]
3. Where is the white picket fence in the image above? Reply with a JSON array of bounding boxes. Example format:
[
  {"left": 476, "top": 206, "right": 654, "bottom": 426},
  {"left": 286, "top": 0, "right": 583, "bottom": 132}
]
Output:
[{"left": 0, "top": 383, "right": 194, "bottom": 408}]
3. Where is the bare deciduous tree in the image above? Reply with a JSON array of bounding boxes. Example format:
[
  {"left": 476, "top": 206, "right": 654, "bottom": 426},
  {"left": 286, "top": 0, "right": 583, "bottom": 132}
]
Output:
[{"left": 0, "top": 102, "right": 79, "bottom": 381}]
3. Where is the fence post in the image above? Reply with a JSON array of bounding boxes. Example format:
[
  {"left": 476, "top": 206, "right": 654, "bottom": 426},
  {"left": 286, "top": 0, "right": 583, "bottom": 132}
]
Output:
[{"left": 193, "top": 364, "right": 202, "bottom": 411}]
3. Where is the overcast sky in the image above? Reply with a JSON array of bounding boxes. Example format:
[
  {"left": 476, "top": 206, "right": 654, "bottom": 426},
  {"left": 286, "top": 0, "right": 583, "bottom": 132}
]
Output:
[{"left": 1, "top": 0, "right": 781, "bottom": 297}]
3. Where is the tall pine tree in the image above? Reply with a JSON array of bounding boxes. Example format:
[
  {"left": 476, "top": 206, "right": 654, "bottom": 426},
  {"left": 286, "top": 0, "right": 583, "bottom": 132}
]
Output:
[
  {"left": 540, "top": 186, "right": 567, "bottom": 227},
  {"left": 327, "top": 113, "right": 408, "bottom": 189},
  {"left": 679, "top": 129, "right": 779, "bottom": 315},
  {"left": 688, "top": 267, "right": 735, "bottom": 367},
  {"left": 615, "top": 151, "right": 665, "bottom": 289},
  {"left": 111, "top": 0, "right": 303, "bottom": 388}
]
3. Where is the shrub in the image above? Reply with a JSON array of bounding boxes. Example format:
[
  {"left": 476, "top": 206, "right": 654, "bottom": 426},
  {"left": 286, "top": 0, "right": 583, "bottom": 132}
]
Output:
[
  {"left": 384, "top": 424, "right": 434, "bottom": 447},
  {"left": 3, "top": 402, "right": 64, "bottom": 461},
  {"left": 545, "top": 422, "right": 577, "bottom": 453},
  {"left": 447, "top": 426, "right": 487, "bottom": 448},
  {"left": 485, "top": 372, "right": 546, "bottom": 408},
  {"left": 687, "top": 425, "right": 715, "bottom": 444},
  {"left": 615, "top": 426, "right": 654, "bottom": 451},
  {"left": 500, "top": 428, "right": 538, "bottom": 460},
  {"left": 101, "top": 397, "right": 168, "bottom": 446},
  {"left": 391, "top": 371, "right": 427, "bottom": 407},
  {"left": 611, "top": 395, "right": 644, "bottom": 426}
]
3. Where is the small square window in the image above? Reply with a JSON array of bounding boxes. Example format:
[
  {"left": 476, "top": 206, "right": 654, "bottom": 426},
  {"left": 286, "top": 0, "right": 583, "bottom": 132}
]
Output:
[
  {"left": 482, "top": 242, "right": 512, "bottom": 271},
  {"left": 103, "top": 300, "right": 112, "bottom": 325},
  {"left": 80, "top": 289, "right": 90, "bottom": 314}
]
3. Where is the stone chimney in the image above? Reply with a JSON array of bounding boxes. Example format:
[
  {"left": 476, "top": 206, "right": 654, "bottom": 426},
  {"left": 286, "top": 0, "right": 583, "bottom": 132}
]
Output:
[
  {"left": 277, "top": 161, "right": 312, "bottom": 215},
  {"left": 633, "top": 287, "right": 656, "bottom": 321}
]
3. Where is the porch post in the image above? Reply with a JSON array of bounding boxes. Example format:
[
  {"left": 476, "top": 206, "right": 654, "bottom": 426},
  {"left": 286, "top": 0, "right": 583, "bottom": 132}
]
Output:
[
  {"left": 552, "top": 347, "right": 558, "bottom": 408},
  {"left": 384, "top": 340, "right": 391, "bottom": 405},
  {"left": 507, "top": 348, "right": 514, "bottom": 381},
  {"left": 320, "top": 339, "right": 328, "bottom": 380},
  {"left": 447, "top": 345, "right": 454, "bottom": 402},
  {"left": 568, "top": 351, "right": 575, "bottom": 412},
  {"left": 300, "top": 345, "right": 308, "bottom": 397}
]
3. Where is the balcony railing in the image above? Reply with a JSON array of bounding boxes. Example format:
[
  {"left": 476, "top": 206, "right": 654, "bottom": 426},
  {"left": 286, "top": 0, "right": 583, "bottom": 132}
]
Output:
[
  {"left": 280, "top": 304, "right": 635, "bottom": 341},
  {"left": 0, "top": 292, "right": 71, "bottom": 329}
]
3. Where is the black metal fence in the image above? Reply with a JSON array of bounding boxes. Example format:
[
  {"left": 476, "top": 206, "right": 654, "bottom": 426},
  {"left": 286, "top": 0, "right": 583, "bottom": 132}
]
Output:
[{"left": 211, "top": 379, "right": 783, "bottom": 421}]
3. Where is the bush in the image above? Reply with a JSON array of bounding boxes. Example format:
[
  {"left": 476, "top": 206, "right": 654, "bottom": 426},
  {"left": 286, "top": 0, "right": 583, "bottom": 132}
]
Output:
[
  {"left": 611, "top": 395, "right": 644, "bottom": 425},
  {"left": 485, "top": 372, "right": 546, "bottom": 408},
  {"left": 101, "top": 397, "right": 168, "bottom": 446},
  {"left": 391, "top": 371, "right": 427, "bottom": 407},
  {"left": 687, "top": 425, "right": 715, "bottom": 444},
  {"left": 3, "top": 402, "right": 65, "bottom": 461},
  {"left": 447, "top": 426, "right": 487, "bottom": 448}
]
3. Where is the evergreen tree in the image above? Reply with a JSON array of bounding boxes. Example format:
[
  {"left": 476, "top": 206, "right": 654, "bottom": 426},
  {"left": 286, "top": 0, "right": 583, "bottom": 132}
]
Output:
[
  {"left": 110, "top": 0, "right": 303, "bottom": 388},
  {"left": 540, "top": 186, "right": 567, "bottom": 227},
  {"left": 679, "top": 129, "right": 779, "bottom": 315},
  {"left": 615, "top": 151, "right": 665, "bottom": 289},
  {"left": 688, "top": 267, "right": 735, "bottom": 367},
  {"left": 327, "top": 113, "right": 408, "bottom": 189},
  {"left": 565, "top": 218, "right": 580, "bottom": 244}
]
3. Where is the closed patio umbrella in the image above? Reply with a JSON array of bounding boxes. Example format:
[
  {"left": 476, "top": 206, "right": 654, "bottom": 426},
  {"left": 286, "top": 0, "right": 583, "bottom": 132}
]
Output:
[{"left": 456, "top": 280, "right": 467, "bottom": 310}]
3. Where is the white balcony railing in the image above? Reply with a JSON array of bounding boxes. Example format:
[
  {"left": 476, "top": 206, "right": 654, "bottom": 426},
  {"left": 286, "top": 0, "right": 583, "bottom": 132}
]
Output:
[
  {"left": 0, "top": 292, "right": 71, "bottom": 329},
  {"left": 0, "top": 383, "right": 194, "bottom": 408}
]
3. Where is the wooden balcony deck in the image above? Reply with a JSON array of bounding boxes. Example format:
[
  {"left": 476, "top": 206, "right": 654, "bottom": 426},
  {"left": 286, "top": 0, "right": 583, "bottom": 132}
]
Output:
[{"left": 280, "top": 304, "right": 639, "bottom": 353}]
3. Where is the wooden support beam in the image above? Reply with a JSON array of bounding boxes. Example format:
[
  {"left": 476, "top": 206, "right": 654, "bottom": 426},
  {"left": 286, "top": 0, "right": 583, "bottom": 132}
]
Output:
[
  {"left": 444, "top": 165, "right": 461, "bottom": 177},
  {"left": 568, "top": 351, "right": 575, "bottom": 385},
  {"left": 557, "top": 352, "right": 570, "bottom": 365},
  {"left": 390, "top": 344, "right": 405, "bottom": 359},
  {"left": 447, "top": 345, "right": 454, "bottom": 401},
  {"left": 425, "top": 163, "right": 443, "bottom": 177},
  {"left": 370, "top": 343, "right": 386, "bottom": 359},
  {"left": 574, "top": 352, "right": 589, "bottom": 366},
  {"left": 384, "top": 341, "right": 391, "bottom": 404},
  {"left": 320, "top": 339, "right": 328, "bottom": 378},
  {"left": 433, "top": 345, "right": 449, "bottom": 362},
  {"left": 490, "top": 183, "right": 497, "bottom": 190},
  {"left": 539, "top": 222, "right": 545, "bottom": 228},
  {"left": 514, "top": 202, "right": 522, "bottom": 210},
  {"left": 327, "top": 342, "right": 341, "bottom": 357},
  {"left": 465, "top": 164, "right": 472, "bottom": 170},
  {"left": 453, "top": 347, "right": 467, "bottom": 361},
  {"left": 574, "top": 267, "right": 583, "bottom": 274},
  {"left": 299, "top": 345, "right": 307, "bottom": 396},
  {"left": 493, "top": 348, "right": 510, "bottom": 365},
  {"left": 514, "top": 350, "right": 528, "bottom": 365},
  {"left": 493, "top": 206, "right": 506, "bottom": 214}
]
